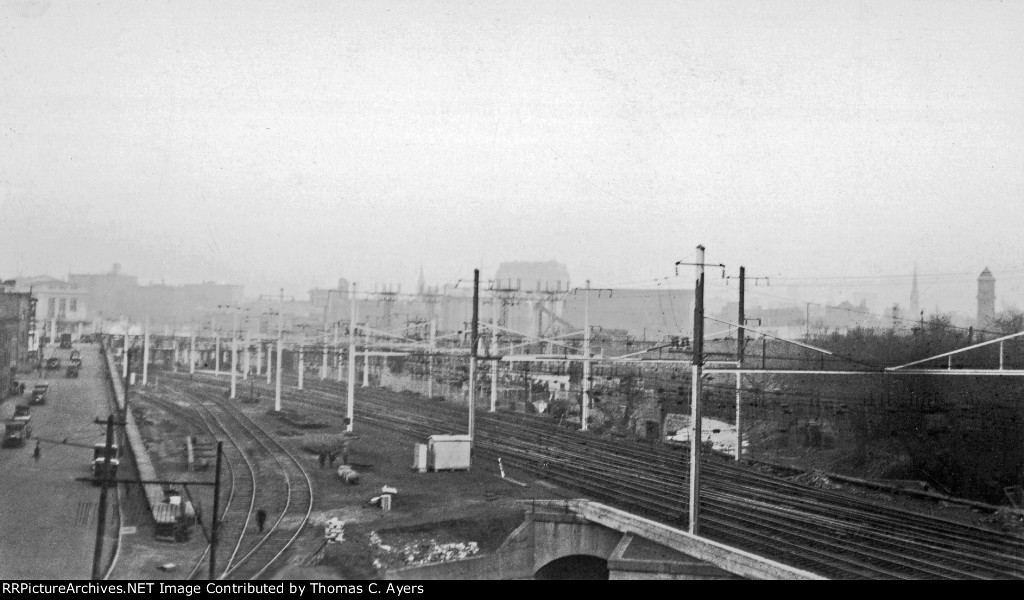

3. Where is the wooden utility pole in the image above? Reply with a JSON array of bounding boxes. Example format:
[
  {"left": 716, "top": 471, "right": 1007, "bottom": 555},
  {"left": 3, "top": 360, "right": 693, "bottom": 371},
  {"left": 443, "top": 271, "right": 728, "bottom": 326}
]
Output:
[
  {"left": 91, "top": 415, "right": 115, "bottom": 580},
  {"left": 209, "top": 442, "right": 223, "bottom": 580}
]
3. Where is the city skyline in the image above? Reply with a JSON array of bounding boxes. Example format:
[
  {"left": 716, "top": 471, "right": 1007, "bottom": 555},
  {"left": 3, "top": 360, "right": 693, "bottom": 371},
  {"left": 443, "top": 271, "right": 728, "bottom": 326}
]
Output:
[{"left": 2, "top": 1, "right": 1022, "bottom": 316}]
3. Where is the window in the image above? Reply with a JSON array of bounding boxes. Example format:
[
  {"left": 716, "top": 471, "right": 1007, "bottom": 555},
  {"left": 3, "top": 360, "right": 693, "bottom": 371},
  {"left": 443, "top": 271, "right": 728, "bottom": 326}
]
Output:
[
  {"left": 48, "top": 298, "right": 55, "bottom": 316},
  {"left": 70, "top": 299, "right": 77, "bottom": 313},
  {"left": 59, "top": 298, "right": 67, "bottom": 314}
]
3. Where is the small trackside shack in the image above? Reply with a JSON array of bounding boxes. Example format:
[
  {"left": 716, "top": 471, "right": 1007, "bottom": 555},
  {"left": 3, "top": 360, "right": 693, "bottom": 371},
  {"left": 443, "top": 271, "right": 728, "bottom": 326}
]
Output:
[{"left": 153, "top": 491, "right": 196, "bottom": 543}]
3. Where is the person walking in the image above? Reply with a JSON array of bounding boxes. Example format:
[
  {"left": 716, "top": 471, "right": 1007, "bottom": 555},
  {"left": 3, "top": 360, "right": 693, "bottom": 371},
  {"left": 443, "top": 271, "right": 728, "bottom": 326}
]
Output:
[
  {"left": 256, "top": 509, "right": 267, "bottom": 533},
  {"left": 328, "top": 452, "right": 337, "bottom": 467},
  {"left": 318, "top": 452, "right": 326, "bottom": 469},
  {"left": 340, "top": 419, "right": 358, "bottom": 466},
  {"left": 33, "top": 441, "right": 41, "bottom": 462}
]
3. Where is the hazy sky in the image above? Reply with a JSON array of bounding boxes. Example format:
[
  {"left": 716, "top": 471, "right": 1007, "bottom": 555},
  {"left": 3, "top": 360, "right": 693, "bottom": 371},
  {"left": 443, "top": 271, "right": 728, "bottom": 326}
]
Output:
[{"left": 1, "top": 0, "right": 1022, "bottom": 314}]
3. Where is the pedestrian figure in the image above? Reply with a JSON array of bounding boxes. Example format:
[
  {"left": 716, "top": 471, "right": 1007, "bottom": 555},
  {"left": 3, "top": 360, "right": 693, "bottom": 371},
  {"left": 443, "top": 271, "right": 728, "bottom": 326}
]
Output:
[
  {"left": 328, "top": 452, "right": 337, "bottom": 467},
  {"left": 318, "top": 452, "right": 326, "bottom": 469},
  {"left": 340, "top": 418, "right": 358, "bottom": 466},
  {"left": 33, "top": 441, "right": 41, "bottom": 461},
  {"left": 19, "top": 383, "right": 25, "bottom": 395},
  {"left": 256, "top": 509, "right": 267, "bottom": 533}
]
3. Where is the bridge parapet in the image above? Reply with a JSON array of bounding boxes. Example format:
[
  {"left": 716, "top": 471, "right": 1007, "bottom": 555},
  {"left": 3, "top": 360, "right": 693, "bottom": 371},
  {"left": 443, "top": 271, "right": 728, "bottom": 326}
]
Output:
[{"left": 387, "top": 499, "right": 825, "bottom": 580}]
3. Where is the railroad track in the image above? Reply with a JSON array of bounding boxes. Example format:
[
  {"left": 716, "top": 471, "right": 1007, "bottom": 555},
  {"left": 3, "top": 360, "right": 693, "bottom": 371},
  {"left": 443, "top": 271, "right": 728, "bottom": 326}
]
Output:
[
  {"left": 134, "top": 384, "right": 313, "bottom": 580},
  {"left": 163, "top": 372, "right": 1024, "bottom": 579},
  {"left": 129, "top": 390, "right": 239, "bottom": 580}
]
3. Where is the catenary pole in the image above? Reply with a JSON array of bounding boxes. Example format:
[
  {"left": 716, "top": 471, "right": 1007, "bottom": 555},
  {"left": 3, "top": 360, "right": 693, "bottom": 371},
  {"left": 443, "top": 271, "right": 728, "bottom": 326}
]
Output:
[
  {"left": 230, "top": 311, "right": 238, "bottom": 399},
  {"left": 469, "top": 269, "right": 479, "bottom": 443},
  {"left": 736, "top": 266, "right": 745, "bottom": 461},
  {"left": 490, "top": 305, "right": 498, "bottom": 412},
  {"left": 346, "top": 282, "right": 357, "bottom": 431},
  {"left": 142, "top": 317, "right": 150, "bottom": 386},
  {"left": 122, "top": 328, "right": 129, "bottom": 378},
  {"left": 689, "top": 245, "right": 705, "bottom": 535},
  {"left": 275, "top": 289, "right": 283, "bottom": 412},
  {"left": 428, "top": 319, "right": 436, "bottom": 398},
  {"left": 582, "top": 280, "right": 591, "bottom": 431},
  {"left": 298, "top": 343, "right": 304, "bottom": 390}
]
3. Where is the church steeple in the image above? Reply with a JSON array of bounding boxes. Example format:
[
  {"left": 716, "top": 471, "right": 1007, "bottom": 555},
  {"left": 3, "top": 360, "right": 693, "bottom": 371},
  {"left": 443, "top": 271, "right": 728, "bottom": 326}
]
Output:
[{"left": 909, "top": 263, "right": 920, "bottom": 320}]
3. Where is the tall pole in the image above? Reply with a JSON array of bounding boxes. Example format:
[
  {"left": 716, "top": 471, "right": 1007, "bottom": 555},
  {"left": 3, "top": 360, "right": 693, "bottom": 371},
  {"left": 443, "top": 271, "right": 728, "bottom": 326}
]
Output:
[
  {"left": 321, "top": 331, "right": 329, "bottom": 380},
  {"left": 91, "top": 415, "right": 115, "bottom": 580},
  {"left": 490, "top": 306, "right": 498, "bottom": 413},
  {"left": 334, "top": 322, "right": 342, "bottom": 382},
  {"left": 230, "top": 312, "right": 238, "bottom": 399},
  {"left": 469, "top": 269, "right": 479, "bottom": 442},
  {"left": 214, "top": 334, "right": 220, "bottom": 374},
  {"left": 122, "top": 329, "right": 129, "bottom": 378},
  {"left": 736, "top": 266, "right": 745, "bottom": 461},
  {"left": 256, "top": 341, "right": 263, "bottom": 377},
  {"left": 322, "top": 289, "right": 333, "bottom": 381},
  {"left": 243, "top": 323, "right": 251, "bottom": 380},
  {"left": 428, "top": 320, "right": 436, "bottom": 398},
  {"left": 362, "top": 328, "right": 370, "bottom": 387},
  {"left": 142, "top": 317, "right": 150, "bottom": 386},
  {"left": 582, "top": 280, "right": 591, "bottom": 431},
  {"left": 298, "top": 344, "right": 304, "bottom": 390},
  {"left": 189, "top": 332, "right": 195, "bottom": 375},
  {"left": 208, "top": 442, "right": 223, "bottom": 580},
  {"left": 346, "top": 282, "right": 357, "bottom": 431},
  {"left": 266, "top": 342, "right": 272, "bottom": 385},
  {"left": 689, "top": 245, "right": 705, "bottom": 535},
  {"left": 275, "top": 289, "right": 283, "bottom": 412}
]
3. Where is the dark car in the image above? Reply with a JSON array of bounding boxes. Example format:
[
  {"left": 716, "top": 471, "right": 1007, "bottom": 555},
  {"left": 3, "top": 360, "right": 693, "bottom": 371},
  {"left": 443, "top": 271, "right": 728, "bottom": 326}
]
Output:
[
  {"left": 30, "top": 383, "right": 49, "bottom": 404},
  {"left": 45, "top": 357, "right": 61, "bottom": 370}
]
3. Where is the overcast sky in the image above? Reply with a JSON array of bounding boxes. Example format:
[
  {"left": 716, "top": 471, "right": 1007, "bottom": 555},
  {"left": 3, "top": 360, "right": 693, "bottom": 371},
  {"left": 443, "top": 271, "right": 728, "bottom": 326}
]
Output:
[{"left": 1, "top": 1, "right": 1021, "bottom": 314}]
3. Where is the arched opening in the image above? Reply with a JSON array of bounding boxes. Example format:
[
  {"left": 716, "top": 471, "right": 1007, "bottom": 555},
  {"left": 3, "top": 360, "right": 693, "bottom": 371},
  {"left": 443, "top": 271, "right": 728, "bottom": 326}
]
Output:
[{"left": 535, "top": 555, "right": 609, "bottom": 580}]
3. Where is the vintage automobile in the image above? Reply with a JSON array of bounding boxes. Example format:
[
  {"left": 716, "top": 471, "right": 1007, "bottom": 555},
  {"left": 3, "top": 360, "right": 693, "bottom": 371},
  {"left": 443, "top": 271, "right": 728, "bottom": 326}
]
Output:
[
  {"left": 45, "top": 357, "right": 61, "bottom": 371},
  {"left": 30, "top": 383, "right": 49, "bottom": 405},
  {"left": 92, "top": 443, "right": 120, "bottom": 484},
  {"left": 2, "top": 421, "right": 30, "bottom": 448}
]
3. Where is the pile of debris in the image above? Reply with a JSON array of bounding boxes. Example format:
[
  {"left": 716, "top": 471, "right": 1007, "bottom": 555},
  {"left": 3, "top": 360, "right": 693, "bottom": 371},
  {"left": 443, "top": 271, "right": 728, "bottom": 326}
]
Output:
[
  {"left": 324, "top": 518, "right": 345, "bottom": 544},
  {"left": 790, "top": 471, "right": 843, "bottom": 491},
  {"left": 985, "top": 509, "right": 1024, "bottom": 534},
  {"left": 369, "top": 532, "right": 480, "bottom": 569}
]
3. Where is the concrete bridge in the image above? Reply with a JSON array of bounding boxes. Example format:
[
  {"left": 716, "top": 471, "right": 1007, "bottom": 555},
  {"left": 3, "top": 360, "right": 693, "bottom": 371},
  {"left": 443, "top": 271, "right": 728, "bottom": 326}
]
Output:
[{"left": 386, "top": 500, "right": 825, "bottom": 580}]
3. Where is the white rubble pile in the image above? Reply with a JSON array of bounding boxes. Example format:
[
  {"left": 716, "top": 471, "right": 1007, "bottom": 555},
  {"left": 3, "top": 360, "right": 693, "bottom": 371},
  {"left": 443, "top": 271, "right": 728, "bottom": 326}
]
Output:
[
  {"left": 369, "top": 531, "right": 480, "bottom": 567},
  {"left": 325, "top": 518, "right": 345, "bottom": 543}
]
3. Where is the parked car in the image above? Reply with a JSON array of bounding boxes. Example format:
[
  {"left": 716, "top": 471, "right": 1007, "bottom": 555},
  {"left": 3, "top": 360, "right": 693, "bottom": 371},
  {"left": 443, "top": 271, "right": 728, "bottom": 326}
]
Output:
[
  {"left": 3, "top": 421, "right": 30, "bottom": 448},
  {"left": 45, "top": 357, "right": 61, "bottom": 370},
  {"left": 30, "top": 383, "right": 49, "bottom": 405}
]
